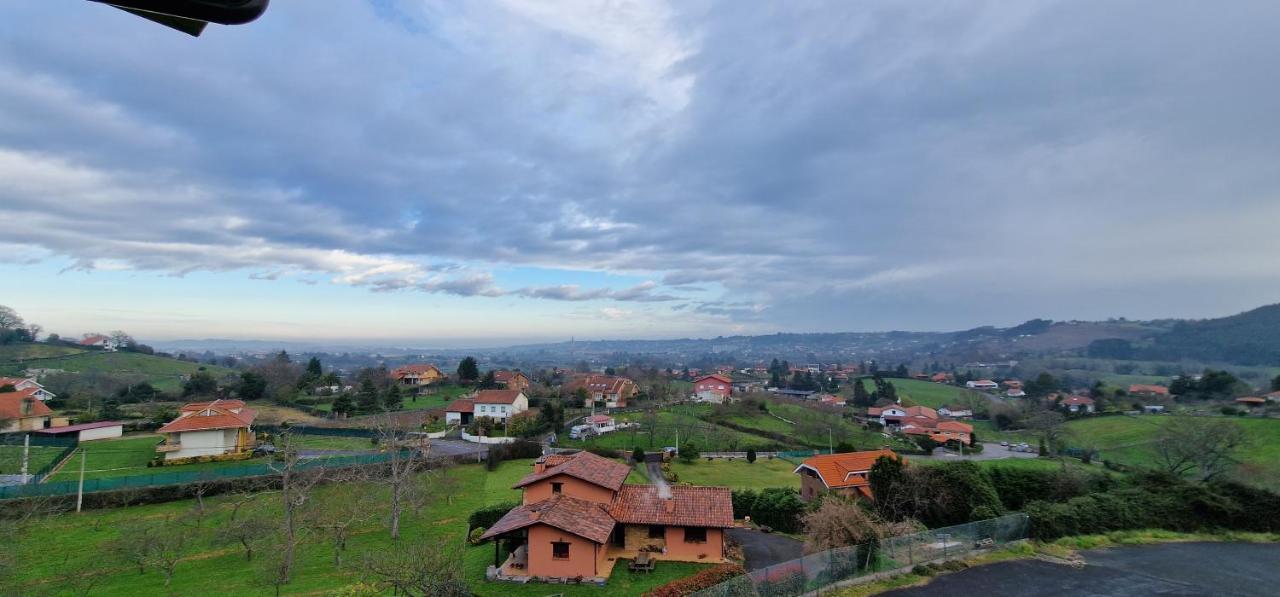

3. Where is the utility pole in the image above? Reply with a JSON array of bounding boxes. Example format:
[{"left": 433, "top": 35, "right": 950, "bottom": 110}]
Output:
[
  {"left": 828, "top": 427, "right": 833, "bottom": 454},
  {"left": 20, "top": 434, "right": 30, "bottom": 482},
  {"left": 76, "top": 448, "right": 86, "bottom": 513}
]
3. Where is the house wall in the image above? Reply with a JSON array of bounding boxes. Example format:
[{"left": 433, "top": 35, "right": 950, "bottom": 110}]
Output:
[
  {"left": 695, "top": 390, "right": 728, "bottom": 404},
  {"left": 799, "top": 471, "right": 825, "bottom": 502},
  {"left": 623, "top": 524, "right": 665, "bottom": 552},
  {"left": 166, "top": 428, "right": 238, "bottom": 460},
  {"left": 662, "top": 527, "right": 724, "bottom": 562},
  {"left": 526, "top": 524, "right": 606, "bottom": 579},
  {"left": 79, "top": 425, "right": 123, "bottom": 442},
  {"left": 522, "top": 474, "right": 616, "bottom": 505}
]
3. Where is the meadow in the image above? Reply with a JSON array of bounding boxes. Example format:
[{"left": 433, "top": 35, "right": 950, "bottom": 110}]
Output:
[
  {"left": 0, "top": 348, "right": 239, "bottom": 393},
  {"left": 667, "top": 456, "right": 800, "bottom": 489}
]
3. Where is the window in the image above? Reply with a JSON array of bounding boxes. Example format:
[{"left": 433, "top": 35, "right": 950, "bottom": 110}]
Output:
[
  {"left": 552, "top": 541, "right": 570, "bottom": 559},
  {"left": 648, "top": 525, "right": 665, "bottom": 539},
  {"left": 684, "top": 527, "right": 707, "bottom": 543},
  {"left": 551, "top": 482, "right": 563, "bottom": 494}
]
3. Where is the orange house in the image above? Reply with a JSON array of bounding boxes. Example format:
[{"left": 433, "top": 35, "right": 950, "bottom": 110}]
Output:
[
  {"left": 481, "top": 451, "right": 733, "bottom": 584},
  {"left": 493, "top": 371, "right": 531, "bottom": 393},
  {"left": 794, "top": 450, "right": 903, "bottom": 502}
]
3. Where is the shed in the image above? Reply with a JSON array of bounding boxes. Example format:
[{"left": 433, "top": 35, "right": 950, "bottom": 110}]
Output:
[{"left": 33, "top": 421, "right": 125, "bottom": 442}]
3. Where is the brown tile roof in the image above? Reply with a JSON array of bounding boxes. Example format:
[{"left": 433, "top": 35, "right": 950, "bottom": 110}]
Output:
[
  {"left": 608, "top": 485, "right": 734, "bottom": 528},
  {"left": 794, "top": 450, "right": 902, "bottom": 490},
  {"left": 903, "top": 406, "right": 937, "bottom": 419},
  {"left": 181, "top": 399, "right": 246, "bottom": 413},
  {"left": 158, "top": 400, "right": 256, "bottom": 433},
  {"left": 564, "top": 375, "right": 636, "bottom": 396},
  {"left": 0, "top": 390, "right": 53, "bottom": 419},
  {"left": 493, "top": 371, "right": 526, "bottom": 383},
  {"left": 479, "top": 494, "right": 615, "bottom": 544},
  {"left": 514, "top": 451, "right": 631, "bottom": 492},
  {"left": 538, "top": 454, "right": 574, "bottom": 468},
  {"left": 1061, "top": 395, "right": 1095, "bottom": 405},
  {"left": 474, "top": 390, "right": 523, "bottom": 405},
  {"left": 392, "top": 364, "right": 441, "bottom": 378},
  {"left": 1128, "top": 384, "right": 1170, "bottom": 395},
  {"left": 445, "top": 398, "right": 475, "bottom": 413},
  {"left": 693, "top": 374, "right": 733, "bottom": 385}
]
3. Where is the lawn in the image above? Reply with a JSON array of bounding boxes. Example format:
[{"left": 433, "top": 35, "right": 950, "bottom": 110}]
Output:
[
  {"left": 285, "top": 434, "right": 379, "bottom": 452},
  {"left": 565, "top": 408, "right": 780, "bottom": 452},
  {"left": 6, "top": 457, "right": 709, "bottom": 595},
  {"left": 764, "top": 402, "right": 913, "bottom": 452},
  {"left": 888, "top": 378, "right": 982, "bottom": 410},
  {"left": 45, "top": 435, "right": 270, "bottom": 482},
  {"left": 0, "top": 444, "right": 71, "bottom": 475},
  {"left": 2, "top": 350, "right": 239, "bottom": 393},
  {"left": 668, "top": 457, "right": 799, "bottom": 489},
  {"left": 0, "top": 342, "right": 86, "bottom": 363}
]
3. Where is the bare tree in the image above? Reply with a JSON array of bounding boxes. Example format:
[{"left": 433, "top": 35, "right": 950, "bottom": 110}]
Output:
[
  {"left": 1153, "top": 417, "right": 1250, "bottom": 481},
  {"left": 143, "top": 519, "right": 189, "bottom": 587},
  {"left": 309, "top": 468, "right": 377, "bottom": 568},
  {"left": 361, "top": 539, "right": 469, "bottom": 596},
  {"left": 0, "top": 305, "right": 23, "bottom": 329},
  {"left": 371, "top": 413, "right": 432, "bottom": 540},
  {"left": 266, "top": 431, "right": 326, "bottom": 585},
  {"left": 108, "top": 520, "right": 161, "bottom": 575},
  {"left": 216, "top": 510, "right": 276, "bottom": 561}
]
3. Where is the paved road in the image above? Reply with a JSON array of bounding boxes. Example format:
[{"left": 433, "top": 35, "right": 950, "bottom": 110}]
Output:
[
  {"left": 883, "top": 542, "right": 1280, "bottom": 596},
  {"left": 907, "top": 443, "right": 1040, "bottom": 462},
  {"left": 645, "top": 460, "right": 671, "bottom": 497},
  {"left": 726, "top": 528, "right": 803, "bottom": 571}
]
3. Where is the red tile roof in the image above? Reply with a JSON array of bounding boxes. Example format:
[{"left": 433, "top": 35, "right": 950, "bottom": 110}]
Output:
[
  {"left": 1235, "top": 396, "right": 1266, "bottom": 404},
  {"left": 474, "top": 390, "right": 523, "bottom": 405},
  {"left": 445, "top": 398, "right": 475, "bottom": 413},
  {"left": 0, "top": 390, "right": 53, "bottom": 419},
  {"left": 392, "top": 364, "right": 441, "bottom": 378},
  {"left": 564, "top": 375, "right": 636, "bottom": 396},
  {"left": 514, "top": 450, "right": 630, "bottom": 492},
  {"left": 693, "top": 374, "right": 733, "bottom": 385},
  {"left": 903, "top": 406, "right": 937, "bottom": 419},
  {"left": 181, "top": 399, "right": 246, "bottom": 413},
  {"left": 1061, "top": 395, "right": 1095, "bottom": 406},
  {"left": 493, "top": 371, "right": 526, "bottom": 383},
  {"left": 1129, "top": 384, "right": 1170, "bottom": 395},
  {"left": 608, "top": 485, "right": 734, "bottom": 528},
  {"left": 794, "top": 450, "right": 902, "bottom": 490},
  {"left": 158, "top": 400, "right": 256, "bottom": 433},
  {"left": 479, "top": 494, "right": 615, "bottom": 544}
]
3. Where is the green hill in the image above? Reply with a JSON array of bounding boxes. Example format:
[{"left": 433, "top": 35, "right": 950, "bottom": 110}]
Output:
[
  {"left": 1142, "top": 303, "right": 1280, "bottom": 365},
  {"left": 888, "top": 378, "right": 982, "bottom": 409},
  {"left": 0, "top": 344, "right": 237, "bottom": 393}
]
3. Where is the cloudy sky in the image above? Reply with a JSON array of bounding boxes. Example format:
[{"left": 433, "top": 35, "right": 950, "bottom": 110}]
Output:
[{"left": 4, "top": 1, "right": 1280, "bottom": 344}]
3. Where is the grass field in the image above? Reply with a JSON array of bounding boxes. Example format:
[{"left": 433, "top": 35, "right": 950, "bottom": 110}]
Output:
[
  {"left": 0, "top": 444, "right": 71, "bottom": 475},
  {"left": 44, "top": 434, "right": 276, "bottom": 482},
  {"left": 566, "top": 407, "right": 781, "bottom": 451},
  {"left": 764, "top": 402, "right": 915, "bottom": 452},
  {"left": 889, "top": 378, "right": 982, "bottom": 410},
  {"left": 0, "top": 348, "right": 239, "bottom": 393},
  {"left": 7, "top": 458, "right": 709, "bottom": 596},
  {"left": 0, "top": 343, "right": 86, "bottom": 362},
  {"left": 668, "top": 457, "right": 799, "bottom": 489}
]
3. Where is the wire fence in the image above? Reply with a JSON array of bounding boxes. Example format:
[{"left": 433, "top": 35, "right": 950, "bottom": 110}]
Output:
[
  {"left": 0, "top": 435, "right": 79, "bottom": 483},
  {"left": 693, "top": 513, "right": 1030, "bottom": 597}
]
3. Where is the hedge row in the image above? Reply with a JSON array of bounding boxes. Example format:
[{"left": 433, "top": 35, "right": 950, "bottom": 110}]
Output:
[
  {"left": 468, "top": 501, "right": 518, "bottom": 532},
  {"left": 642, "top": 563, "right": 747, "bottom": 597},
  {"left": 731, "top": 488, "right": 806, "bottom": 533}
]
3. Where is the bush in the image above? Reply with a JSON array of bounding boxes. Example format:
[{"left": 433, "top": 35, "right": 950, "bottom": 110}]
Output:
[
  {"left": 587, "top": 446, "right": 621, "bottom": 459},
  {"left": 643, "top": 563, "right": 746, "bottom": 597},
  {"left": 746, "top": 448, "right": 756, "bottom": 463},
  {"left": 485, "top": 440, "right": 542, "bottom": 471},
  {"left": 467, "top": 527, "right": 486, "bottom": 544},
  {"left": 633, "top": 447, "right": 645, "bottom": 463},
  {"left": 732, "top": 487, "right": 806, "bottom": 533},
  {"left": 468, "top": 502, "right": 518, "bottom": 532}
]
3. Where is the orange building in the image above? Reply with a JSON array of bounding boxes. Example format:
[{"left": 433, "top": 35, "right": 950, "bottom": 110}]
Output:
[
  {"left": 481, "top": 451, "right": 733, "bottom": 584},
  {"left": 492, "top": 370, "right": 531, "bottom": 392},
  {"left": 793, "top": 450, "right": 903, "bottom": 502}
]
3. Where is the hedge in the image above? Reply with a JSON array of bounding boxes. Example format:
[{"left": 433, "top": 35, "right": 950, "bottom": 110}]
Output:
[
  {"left": 468, "top": 501, "right": 519, "bottom": 532},
  {"left": 643, "top": 563, "right": 747, "bottom": 597},
  {"left": 731, "top": 488, "right": 806, "bottom": 533}
]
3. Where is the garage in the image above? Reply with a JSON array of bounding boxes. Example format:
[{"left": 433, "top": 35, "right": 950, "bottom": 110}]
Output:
[{"left": 32, "top": 420, "right": 125, "bottom": 442}]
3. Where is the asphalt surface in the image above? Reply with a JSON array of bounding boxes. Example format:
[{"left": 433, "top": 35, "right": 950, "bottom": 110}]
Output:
[
  {"left": 882, "top": 542, "right": 1280, "bottom": 597},
  {"left": 726, "top": 528, "right": 803, "bottom": 571},
  {"left": 907, "top": 443, "right": 1040, "bottom": 462}
]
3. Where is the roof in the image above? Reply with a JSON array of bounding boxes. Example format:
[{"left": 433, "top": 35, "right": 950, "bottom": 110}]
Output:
[
  {"left": 474, "top": 390, "right": 523, "bottom": 405},
  {"left": 478, "top": 494, "right": 615, "bottom": 544},
  {"left": 936, "top": 420, "right": 974, "bottom": 433},
  {"left": 158, "top": 400, "right": 256, "bottom": 433},
  {"left": 493, "top": 370, "right": 527, "bottom": 382},
  {"left": 33, "top": 421, "right": 124, "bottom": 434},
  {"left": 0, "top": 377, "right": 39, "bottom": 388},
  {"left": 1129, "top": 384, "right": 1170, "bottom": 395},
  {"left": 514, "top": 450, "right": 630, "bottom": 492},
  {"left": 903, "top": 406, "right": 937, "bottom": 419},
  {"left": 79, "top": 334, "right": 110, "bottom": 345},
  {"left": 1265, "top": 391, "right": 1280, "bottom": 400},
  {"left": 0, "top": 390, "right": 54, "bottom": 419},
  {"left": 564, "top": 375, "right": 635, "bottom": 395},
  {"left": 794, "top": 450, "right": 902, "bottom": 490},
  {"left": 867, "top": 407, "right": 883, "bottom": 416},
  {"left": 392, "top": 364, "right": 441, "bottom": 377},
  {"left": 445, "top": 398, "right": 475, "bottom": 413},
  {"left": 181, "top": 399, "right": 246, "bottom": 412},
  {"left": 608, "top": 485, "right": 734, "bottom": 528},
  {"left": 1061, "top": 395, "right": 1095, "bottom": 405},
  {"left": 1235, "top": 396, "right": 1266, "bottom": 404},
  {"left": 693, "top": 374, "right": 733, "bottom": 385},
  {"left": 585, "top": 414, "right": 613, "bottom": 424}
]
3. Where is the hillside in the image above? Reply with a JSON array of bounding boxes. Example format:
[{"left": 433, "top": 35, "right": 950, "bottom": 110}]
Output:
[
  {"left": 0, "top": 344, "right": 238, "bottom": 393},
  {"left": 1141, "top": 303, "right": 1280, "bottom": 365}
]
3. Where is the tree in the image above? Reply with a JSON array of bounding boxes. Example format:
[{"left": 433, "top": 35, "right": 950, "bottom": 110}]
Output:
[
  {"left": 0, "top": 305, "right": 22, "bottom": 329},
  {"left": 456, "top": 356, "right": 479, "bottom": 383},
  {"left": 309, "top": 473, "right": 377, "bottom": 568},
  {"left": 372, "top": 414, "right": 432, "bottom": 540},
  {"left": 383, "top": 384, "right": 404, "bottom": 411},
  {"left": 238, "top": 371, "right": 268, "bottom": 401},
  {"left": 182, "top": 372, "right": 218, "bottom": 397},
  {"left": 265, "top": 432, "right": 326, "bottom": 587},
  {"left": 305, "top": 357, "right": 323, "bottom": 378},
  {"left": 852, "top": 378, "right": 874, "bottom": 408},
  {"left": 99, "top": 397, "right": 122, "bottom": 421},
  {"left": 216, "top": 510, "right": 274, "bottom": 562},
  {"left": 679, "top": 442, "right": 699, "bottom": 464},
  {"left": 361, "top": 539, "right": 470, "bottom": 596},
  {"left": 356, "top": 378, "right": 382, "bottom": 414},
  {"left": 1025, "top": 372, "right": 1058, "bottom": 397},
  {"left": 1272, "top": 374, "right": 1280, "bottom": 392},
  {"left": 331, "top": 392, "right": 356, "bottom": 417},
  {"left": 868, "top": 455, "right": 905, "bottom": 514},
  {"left": 633, "top": 447, "right": 646, "bottom": 463},
  {"left": 143, "top": 519, "right": 189, "bottom": 587},
  {"left": 800, "top": 497, "right": 902, "bottom": 555},
  {"left": 1153, "top": 417, "right": 1250, "bottom": 481},
  {"left": 477, "top": 370, "right": 498, "bottom": 390}
]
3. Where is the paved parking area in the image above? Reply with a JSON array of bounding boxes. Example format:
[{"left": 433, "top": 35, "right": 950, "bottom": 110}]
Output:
[
  {"left": 726, "top": 528, "right": 803, "bottom": 571},
  {"left": 883, "top": 542, "right": 1280, "bottom": 596}
]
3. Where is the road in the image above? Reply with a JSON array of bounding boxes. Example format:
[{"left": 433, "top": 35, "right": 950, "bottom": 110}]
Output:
[
  {"left": 907, "top": 443, "right": 1040, "bottom": 462},
  {"left": 726, "top": 528, "right": 804, "bottom": 571},
  {"left": 645, "top": 459, "right": 671, "bottom": 497},
  {"left": 883, "top": 542, "right": 1280, "bottom": 596}
]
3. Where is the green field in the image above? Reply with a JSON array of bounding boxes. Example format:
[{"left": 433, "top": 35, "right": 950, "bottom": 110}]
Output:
[
  {"left": 44, "top": 435, "right": 279, "bottom": 482},
  {"left": 0, "top": 348, "right": 239, "bottom": 393},
  {"left": 888, "top": 378, "right": 983, "bottom": 410},
  {"left": 668, "top": 457, "right": 799, "bottom": 489},
  {"left": 7, "top": 458, "right": 709, "bottom": 596},
  {"left": 0, "top": 444, "right": 71, "bottom": 475},
  {"left": 0, "top": 343, "right": 87, "bottom": 362},
  {"left": 566, "top": 407, "right": 780, "bottom": 451},
  {"left": 764, "top": 402, "right": 912, "bottom": 451}
]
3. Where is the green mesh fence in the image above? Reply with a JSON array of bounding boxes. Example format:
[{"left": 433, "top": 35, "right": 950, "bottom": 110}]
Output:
[{"left": 693, "top": 513, "right": 1030, "bottom": 597}]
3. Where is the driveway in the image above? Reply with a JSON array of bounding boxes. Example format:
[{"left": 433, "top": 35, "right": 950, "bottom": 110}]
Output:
[
  {"left": 726, "top": 528, "right": 803, "bottom": 571},
  {"left": 645, "top": 459, "right": 671, "bottom": 497},
  {"left": 883, "top": 542, "right": 1280, "bottom": 596},
  {"left": 907, "top": 443, "right": 1040, "bottom": 462}
]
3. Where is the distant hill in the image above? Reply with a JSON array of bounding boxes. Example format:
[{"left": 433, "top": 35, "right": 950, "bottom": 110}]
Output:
[
  {"left": 0, "top": 344, "right": 238, "bottom": 392},
  {"left": 1141, "top": 303, "right": 1280, "bottom": 366}
]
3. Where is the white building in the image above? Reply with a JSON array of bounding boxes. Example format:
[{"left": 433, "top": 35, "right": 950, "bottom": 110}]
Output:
[
  {"left": 965, "top": 380, "right": 999, "bottom": 390},
  {"left": 156, "top": 399, "right": 257, "bottom": 461},
  {"left": 0, "top": 377, "right": 56, "bottom": 402},
  {"left": 471, "top": 390, "right": 529, "bottom": 422}
]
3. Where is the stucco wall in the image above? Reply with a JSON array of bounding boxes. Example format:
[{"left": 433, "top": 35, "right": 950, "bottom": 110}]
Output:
[
  {"left": 522, "top": 474, "right": 616, "bottom": 505},
  {"left": 79, "top": 425, "right": 123, "bottom": 442},
  {"left": 167, "top": 429, "right": 237, "bottom": 460},
  {"left": 526, "top": 524, "right": 606, "bottom": 579},
  {"left": 663, "top": 527, "right": 724, "bottom": 561}
]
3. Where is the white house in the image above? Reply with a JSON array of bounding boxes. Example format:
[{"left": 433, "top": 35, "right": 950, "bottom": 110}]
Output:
[
  {"left": 965, "top": 380, "right": 999, "bottom": 390},
  {"left": 471, "top": 390, "right": 529, "bottom": 422},
  {"left": 1060, "top": 395, "right": 1096, "bottom": 414},
  {"left": 156, "top": 399, "right": 257, "bottom": 461},
  {"left": 0, "top": 377, "right": 55, "bottom": 402},
  {"left": 866, "top": 405, "right": 908, "bottom": 426},
  {"left": 1005, "top": 388, "right": 1026, "bottom": 398},
  {"left": 937, "top": 405, "right": 973, "bottom": 418},
  {"left": 78, "top": 334, "right": 120, "bottom": 351},
  {"left": 33, "top": 420, "right": 124, "bottom": 442}
]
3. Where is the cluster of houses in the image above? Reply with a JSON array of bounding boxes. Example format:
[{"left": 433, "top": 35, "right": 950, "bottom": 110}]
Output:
[
  {"left": 866, "top": 405, "right": 974, "bottom": 446},
  {"left": 0, "top": 377, "right": 61, "bottom": 434},
  {"left": 562, "top": 374, "right": 637, "bottom": 408}
]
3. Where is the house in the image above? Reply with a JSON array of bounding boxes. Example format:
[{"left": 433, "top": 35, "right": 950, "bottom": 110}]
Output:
[
  {"left": 1002, "top": 380, "right": 1023, "bottom": 390},
  {"left": 929, "top": 372, "right": 951, "bottom": 383},
  {"left": 793, "top": 449, "right": 903, "bottom": 502},
  {"left": 0, "top": 377, "right": 56, "bottom": 402},
  {"left": 33, "top": 420, "right": 124, "bottom": 442},
  {"left": 937, "top": 405, "right": 973, "bottom": 418},
  {"left": 867, "top": 405, "right": 908, "bottom": 426},
  {"left": 0, "top": 390, "right": 54, "bottom": 433},
  {"left": 1235, "top": 396, "right": 1266, "bottom": 408},
  {"left": 902, "top": 419, "right": 974, "bottom": 446},
  {"left": 493, "top": 371, "right": 531, "bottom": 393},
  {"left": 965, "top": 380, "right": 999, "bottom": 390},
  {"left": 563, "top": 375, "right": 637, "bottom": 408},
  {"left": 445, "top": 398, "right": 475, "bottom": 426},
  {"left": 472, "top": 390, "right": 530, "bottom": 422},
  {"left": 1128, "top": 384, "right": 1171, "bottom": 398},
  {"left": 1142, "top": 405, "right": 1166, "bottom": 414},
  {"left": 155, "top": 399, "right": 256, "bottom": 461},
  {"left": 78, "top": 334, "right": 120, "bottom": 351},
  {"left": 692, "top": 374, "right": 733, "bottom": 403},
  {"left": 571, "top": 414, "right": 617, "bottom": 440},
  {"left": 1266, "top": 391, "right": 1280, "bottom": 403},
  {"left": 817, "top": 394, "right": 846, "bottom": 407},
  {"left": 1006, "top": 388, "right": 1026, "bottom": 398},
  {"left": 391, "top": 364, "right": 443, "bottom": 391},
  {"left": 1060, "top": 395, "right": 1095, "bottom": 414},
  {"left": 480, "top": 451, "right": 733, "bottom": 583}
]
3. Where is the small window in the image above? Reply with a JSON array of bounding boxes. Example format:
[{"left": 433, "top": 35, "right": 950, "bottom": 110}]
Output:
[
  {"left": 551, "top": 482, "right": 563, "bottom": 494},
  {"left": 684, "top": 528, "right": 707, "bottom": 543},
  {"left": 648, "top": 525, "right": 665, "bottom": 539},
  {"left": 552, "top": 541, "right": 570, "bottom": 559}
]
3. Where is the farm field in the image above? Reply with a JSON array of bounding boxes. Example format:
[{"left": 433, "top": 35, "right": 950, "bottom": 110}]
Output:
[
  {"left": 45, "top": 435, "right": 272, "bottom": 482},
  {"left": 764, "top": 402, "right": 914, "bottom": 452},
  {"left": 0, "top": 343, "right": 86, "bottom": 362},
  {"left": 6, "top": 458, "right": 709, "bottom": 596},
  {"left": 668, "top": 457, "right": 800, "bottom": 489},
  {"left": 889, "top": 378, "right": 983, "bottom": 410},
  {"left": 566, "top": 408, "right": 781, "bottom": 451},
  {"left": 0, "top": 349, "right": 238, "bottom": 393},
  {"left": 0, "top": 444, "right": 71, "bottom": 476}
]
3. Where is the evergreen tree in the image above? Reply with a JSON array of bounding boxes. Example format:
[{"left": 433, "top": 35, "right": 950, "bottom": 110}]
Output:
[
  {"left": 1272, "top": 374, "right": 1280, "bottom": 392},
  {"left": 852, "top": 378, "right": 874, "bottom": 407},
  {"left": 746, "top": 448, "right": 757, "bottom": 463},
  {"left": 332, "top": 392, "right": 355, "bottom": 417},
  {"left": 99, "top": 397, "right": 122, "bottom": 420},
  {"left": 305, "top": 357, "right": 323, "bottom": 378},
  {"left": 478, "top": 370, "right": 498, "bottom": 390},
  {"left": 356, "top": 378, "right": 381, "bottom": 413},
  {"left": 383, "top": 384, "right": 403, "bottom": 411},
  {"left": 895, "top": 363, "right": 909, "bottom": 378},
  {"left": 238, "top": 371, "right": 267, "bottom": 401},
  {"left": 456, "top": 356, "right": 479, "bottom": 382}
]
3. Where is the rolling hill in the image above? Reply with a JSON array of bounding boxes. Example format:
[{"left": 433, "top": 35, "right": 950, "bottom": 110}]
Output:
[{"left": 0, "top": 343, "right": 238, "bottom": 393}]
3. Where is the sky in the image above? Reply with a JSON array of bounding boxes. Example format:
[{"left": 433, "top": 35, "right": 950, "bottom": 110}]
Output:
[{"left": 4, "top": 1, "right": 1280, "bottom": 345}]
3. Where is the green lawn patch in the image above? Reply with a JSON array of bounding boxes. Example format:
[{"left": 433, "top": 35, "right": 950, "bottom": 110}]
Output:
[
  {"left": 0, "top": 445, "right": 69, "bottom": 475},
  {"left": 45, "top": 435, "right": 269, "bottom": 481},
  {"left": 668, "top": 457, "right": 799, "bottom": 489}
]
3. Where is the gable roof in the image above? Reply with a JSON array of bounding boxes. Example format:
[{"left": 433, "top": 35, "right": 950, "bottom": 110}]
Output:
[
  {"left": 1061, "top": 395, "right": 1095, "bottom": 406},
  {"left": 903, "top": 406, "right": 937, "bottom": 419},
  {"left": 493, "top": 370, "right": 527, "bottom": 383},
  {"left": 1129, "top": 384, "right": 1170, "bottom": 395},
  {"left": 445, "top": 398, "right": 475, "bottom": 413},
  {"left": 392, "top": 364, "right": 441, "bottom": 378},
  {"left": 0, "top": 390, "right": 53, "bottom": 420},
  {"left": 564, "top": 375, "right": 635, "bottom": 395},
  {"left": 158, "top": 400, "right": 256, "bottom": 433},
  {"left": 794, "top": 450, "right": 901, "bottom": 490},
  {"left": 474, "top": 390, "right": 523, "bottom": 405},
  {"left": 0, "top": 377, "right": 39, "bottom": 389},
  {"left": 608, "top": 485, "right": 734, "bottom": 528},
  {"left": 478, "top": 494, "right": 615, "bottom": 544},
  {"left": 514, "top": 450, "right": 630, "bottom": 492},
  {"left": 693, "top": 374, "right": 733, "bottom": 385}
]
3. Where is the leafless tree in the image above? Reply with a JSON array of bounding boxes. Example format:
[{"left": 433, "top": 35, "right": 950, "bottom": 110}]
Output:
[
  {"left": 265, "top": 431, "right": 325, "bottom": 585},
  {"left": 143, "top": 518, "right": 188, "bottom": 587},
  {"left": 361, "top": 539, "right": 469, "bottom": 596},
  {"left": 216, "top": 509, "right": 276, "bottom": 561},
  {"left": 801, "top": 497, "right": 919, "bottom": 554},
  {"left": 371, "top": 413, "right": 432, "bottom": 540},
  {"left": 107, "top": 519, "right": 161, "bottom": 575},
  {"left": 1153, "top": 417, "right": 1250, "bottom": 481},
  {"left": 0, "top": 305, "right": 23, "bottom": 329},
  {"left": 309, "top": 468, "right": 377, "bottom": 568}
]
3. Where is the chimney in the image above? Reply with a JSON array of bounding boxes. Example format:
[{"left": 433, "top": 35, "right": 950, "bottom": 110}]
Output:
[{"left": 664, "top": 498, "right": 675, "bottom": 513}]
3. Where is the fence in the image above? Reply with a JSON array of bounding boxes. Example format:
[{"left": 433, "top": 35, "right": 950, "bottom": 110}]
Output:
[
  {"left": 0, "top": 434, "right": 78, "bottom": 484},
  {"left": 693, "top": 513, "right": 1030, "bottom": 596}
]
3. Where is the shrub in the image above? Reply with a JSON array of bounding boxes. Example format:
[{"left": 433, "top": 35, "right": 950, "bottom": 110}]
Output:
[
  {"left": 587, "top": 446, "right": 620, "bottom": 459},
  {"left": 468, "top": 502, "right": 518, "bottom": 532},
  {"left": 643, "top": 563, "right": 746, "bottom": 597},
  {"left": 485, "top": 440, "right": 542, "bottom": 471},
  {"left": 746, "top": 448, "right": 756, "bottom": 463},
  {"left": 633, "top": 447, "right": 645, "bottom": 463},
  {"left": 467, "top": 527, "right": 486, "bottom": 544},
  {"left": 732, "top": 487, "right": 807, "bottom": 533}
]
